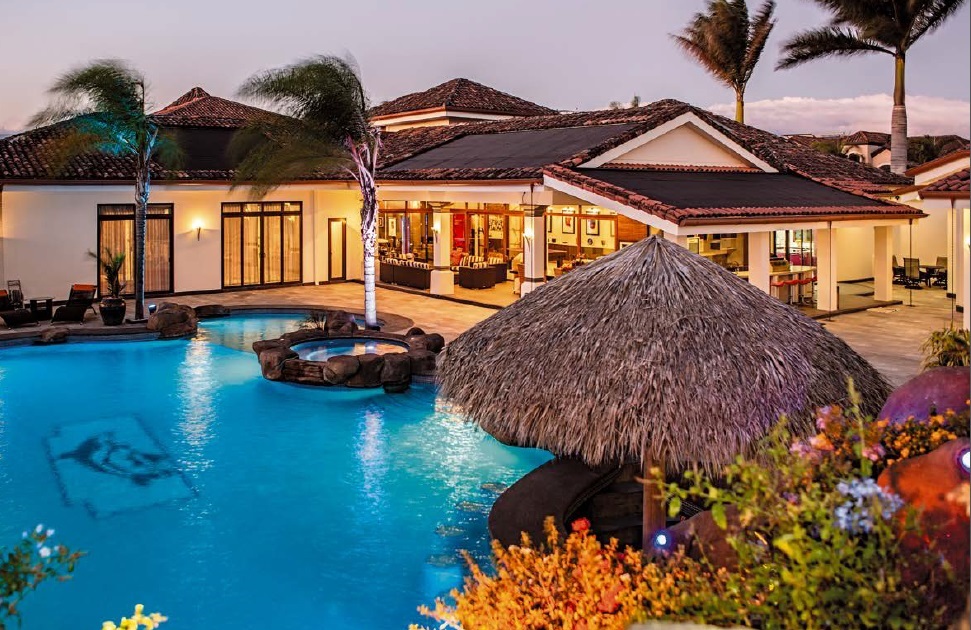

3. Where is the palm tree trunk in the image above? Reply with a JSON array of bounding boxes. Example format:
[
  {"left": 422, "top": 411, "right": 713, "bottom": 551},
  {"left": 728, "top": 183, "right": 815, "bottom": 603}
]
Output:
[
  {"left": 890, "top": 54, "right": 908, "bottom": 175},
  {"left": 735, "top": 90, "right": 745, "bottom": 124},
  {"left": 358, "top": 170, "right": 379, "bottom": 330},
  {"left": 133, "top": 152, "right": 150, "bottom": 321}
]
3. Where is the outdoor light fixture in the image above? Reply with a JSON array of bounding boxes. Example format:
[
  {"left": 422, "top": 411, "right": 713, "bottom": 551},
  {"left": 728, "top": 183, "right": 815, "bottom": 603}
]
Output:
[
  {"left": 523, "top": 226, "right": 534, "bottom": 242},
  {"left": 192, "top": 219, "right": 204, "bottom": 241},
  {"left": 959, "top": 447, "right": 970, "bottom": 474},
  {"left": 651, "top": 529, "right": 673, "bottom": 552}
]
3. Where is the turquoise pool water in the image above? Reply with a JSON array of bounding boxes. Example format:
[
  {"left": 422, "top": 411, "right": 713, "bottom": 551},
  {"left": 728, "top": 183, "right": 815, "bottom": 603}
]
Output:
[
  {"left": 293, "top": 339, "right": 411, "bottom": 362},
  {"left": 0, "top": 316, "right": 550, "bottom": 629}
]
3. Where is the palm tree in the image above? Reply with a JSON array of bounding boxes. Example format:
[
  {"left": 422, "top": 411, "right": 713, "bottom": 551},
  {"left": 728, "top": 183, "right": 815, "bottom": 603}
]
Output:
[
  {"left": 671, "top": 0, "right": 777, "bottom": 123},
  {"left": 777, "top": 0, "right": 967, "bottom": 174},
  {"left": 31, "top": 60, "right": 179, "bottom": 320},
  {"left": 233, "top": 55, "right": 381, "bottom": 329}
]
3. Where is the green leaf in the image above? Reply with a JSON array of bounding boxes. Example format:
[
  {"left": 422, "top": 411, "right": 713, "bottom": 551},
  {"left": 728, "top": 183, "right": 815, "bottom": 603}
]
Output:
[
  {"left": 711, "top": 503, "right": 727, "bottom": 529},
  {"left": 668, "top": 496, "right": 682, "bottom": 518}
]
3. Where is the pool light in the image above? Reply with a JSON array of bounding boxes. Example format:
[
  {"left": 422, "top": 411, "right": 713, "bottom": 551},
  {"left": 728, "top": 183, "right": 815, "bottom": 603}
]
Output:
[
  {"left": 959, "top": 447, "right": 970, "bottom": 474},
  {"left": 651, "top": 529, "right": 673, "bottom": 552}
]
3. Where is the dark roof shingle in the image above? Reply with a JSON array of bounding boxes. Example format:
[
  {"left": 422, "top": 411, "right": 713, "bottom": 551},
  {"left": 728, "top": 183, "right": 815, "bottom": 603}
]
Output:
[{"left": 920, "top": 168, "right": 970, "bottom": 197}]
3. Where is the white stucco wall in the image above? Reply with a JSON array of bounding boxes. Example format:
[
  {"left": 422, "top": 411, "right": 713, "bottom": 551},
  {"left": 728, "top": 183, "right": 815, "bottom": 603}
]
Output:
[
  {"left": 834, "top": 227, "right": 875, "bottom": 281},
  {"left": 611, "top": 124, "right": 751, "bottom": 168},
  {"left": 1, "top": 185, "right": 363, "bottom": 300}
]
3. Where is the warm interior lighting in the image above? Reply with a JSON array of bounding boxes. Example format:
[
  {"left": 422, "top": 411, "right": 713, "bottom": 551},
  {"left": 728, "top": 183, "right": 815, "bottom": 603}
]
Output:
[
  {"left": 523, "top": 226, "right": 534, "bottom": 241},
  {"left": 192, "top": 219, "right": 204, "bottom": 241},
  {"left": 959, "top": 448, "right": 970, "bottom": 474}
]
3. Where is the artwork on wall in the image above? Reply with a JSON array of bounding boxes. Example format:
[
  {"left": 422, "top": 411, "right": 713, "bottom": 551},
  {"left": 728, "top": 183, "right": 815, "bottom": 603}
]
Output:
[
  {"left": 586, "top": 219, "right": 599, "bottom": 236},
  {"left": 562, "top": 215, "right": 575, "bottom": 234},
  {"left": 488, "top": 215, "right": 504, "bottom": 239},
  {"left": 388, "top": 217, "right": 397, "bottom": 237},
  {"left": 377, "top": 215, "right": 385, "bottom": 229}
]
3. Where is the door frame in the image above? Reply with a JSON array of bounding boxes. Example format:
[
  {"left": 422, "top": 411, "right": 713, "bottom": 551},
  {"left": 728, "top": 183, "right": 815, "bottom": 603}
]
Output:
[
  {"left": 220, "top": 201, "right": 303, "bottom": 289},
  {"left": 96, "top": 203, "right": 175, "bottom": 296},
  {"left": 328, "top": 218, "right": 347, "bottom": 282}
]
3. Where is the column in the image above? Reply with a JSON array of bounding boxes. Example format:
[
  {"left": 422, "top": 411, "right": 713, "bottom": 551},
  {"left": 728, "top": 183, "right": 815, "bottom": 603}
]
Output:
[
  {"left": 662, "top": 231, "right": 688, "bottom": 247},
  {"left": 746, "top": 231, "right": 771, "bottom": 294},
  {"left": 872, "top": 226, "right": 893, "bottom": 302},
  {"left": 958, "top": 205, "right": 970, "bottom": 330},
  {"left": 429, "top": 204, "right": 454, "bottom": 295},
  {"left": 816, "top": 228, "right": 838, "bottom": 312},
  {"left": 521, "top": 205, "right": 547, "bottom": 297}
]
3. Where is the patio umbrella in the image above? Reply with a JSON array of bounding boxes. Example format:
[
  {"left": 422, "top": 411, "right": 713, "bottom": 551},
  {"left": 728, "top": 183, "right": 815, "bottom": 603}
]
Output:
[{"left": 439, "top": 235, "right": 892, "bottom": 548}]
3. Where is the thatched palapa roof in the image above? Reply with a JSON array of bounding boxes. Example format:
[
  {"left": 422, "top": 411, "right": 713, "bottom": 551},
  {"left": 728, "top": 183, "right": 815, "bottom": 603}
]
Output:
[{"left": 439, "top": 236, "right": 892, "bottom": 472}]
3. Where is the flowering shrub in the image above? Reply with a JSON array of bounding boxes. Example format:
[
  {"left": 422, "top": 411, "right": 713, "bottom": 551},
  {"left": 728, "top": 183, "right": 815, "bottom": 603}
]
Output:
[
  {"left": 101, "top": 604, "right": 167, "bottom": 630},
  {"left": 662, "top": 391, "right": 967, "bottom": 628},
  {"left": 791, "top": 402, "right": 969, "bottom": 472},
  {"left": 411, "top": 517, "right": 723, "bottom": 630},
  {"left": 0, "top": 525, "right": 82, "bottom": 629}
]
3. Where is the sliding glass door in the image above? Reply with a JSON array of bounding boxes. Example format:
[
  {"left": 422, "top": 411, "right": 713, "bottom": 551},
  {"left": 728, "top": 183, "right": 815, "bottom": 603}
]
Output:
[
  {"left": 222, "top": 202, "right": 302, "bottom": 288},
  {"left": 97, "top": 204, "right": 173, "bottom": 295}
]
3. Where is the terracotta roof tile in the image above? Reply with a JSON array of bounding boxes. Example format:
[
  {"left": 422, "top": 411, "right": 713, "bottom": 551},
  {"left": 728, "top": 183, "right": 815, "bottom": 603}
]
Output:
[
  {"left": 844, "top": 130, "right": 890, "bottom": 146},
  {"left": 369, "top": 78, "right": 556, "bottom": 119},
  {"left": 151, "top": 87, "right": 274, "bottom": 128},
  {"left": 920, "top": 168, "right": 970, "bottom": 197}
]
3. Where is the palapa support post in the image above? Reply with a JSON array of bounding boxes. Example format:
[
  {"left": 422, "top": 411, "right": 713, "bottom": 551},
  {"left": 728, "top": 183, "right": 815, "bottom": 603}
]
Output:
[{"left": 641, "top": 447, "right": 666, "bottom": 551}]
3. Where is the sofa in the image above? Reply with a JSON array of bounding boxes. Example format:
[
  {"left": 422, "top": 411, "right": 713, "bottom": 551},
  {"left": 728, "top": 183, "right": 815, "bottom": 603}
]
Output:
[
  {"left": 379, "top": 259, "right": 432, "bottom": 290},
  {"left": 458, "top": 264, "right": 497, "bottom": 290}
]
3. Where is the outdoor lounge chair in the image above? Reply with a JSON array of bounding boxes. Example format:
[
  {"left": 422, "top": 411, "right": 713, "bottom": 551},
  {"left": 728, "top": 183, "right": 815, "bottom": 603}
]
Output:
[
  {"left": 0, "top": 289, "right": 38, "bottom": 328},
  {"left": 6, "top": 280, "right": 24, "bottom": 309},
  {"left": 51, "top": 284, "right": 98, "bottom": 324}
]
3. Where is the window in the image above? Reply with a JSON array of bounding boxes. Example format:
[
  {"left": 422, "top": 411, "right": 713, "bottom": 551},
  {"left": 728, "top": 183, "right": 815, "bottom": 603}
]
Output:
[
  {"left": 222, "top": 202, "right": 302, "bottom": 287},
  {"left": 97, "top": 204, "right": 173, "bottom": 294}
]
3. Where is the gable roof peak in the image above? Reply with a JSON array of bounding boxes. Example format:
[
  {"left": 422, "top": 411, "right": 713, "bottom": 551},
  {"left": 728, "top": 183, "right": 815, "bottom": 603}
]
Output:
[
  {"left": 163, "top": 87, "right": 212, "bottom": 111},
  {"left": 370, "top": 77, "right": 557, "bottom": 119}
]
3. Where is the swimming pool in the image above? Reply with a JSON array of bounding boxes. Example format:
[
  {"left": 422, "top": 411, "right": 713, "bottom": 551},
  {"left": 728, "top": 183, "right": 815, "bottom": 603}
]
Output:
[{"left": 0, "top": 315, "right": 550, "bottom": 629}]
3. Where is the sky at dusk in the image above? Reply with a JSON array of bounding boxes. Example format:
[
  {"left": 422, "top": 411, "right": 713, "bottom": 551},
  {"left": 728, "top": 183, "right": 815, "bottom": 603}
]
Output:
[{"left": 1, "top": 0, "right": 968, "bottom": 137}]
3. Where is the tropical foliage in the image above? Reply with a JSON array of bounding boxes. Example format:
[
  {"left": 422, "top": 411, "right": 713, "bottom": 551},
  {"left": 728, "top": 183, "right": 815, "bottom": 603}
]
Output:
[
  {"left": 88, "top": 248, "right": 127, "bottom": 299},
  {"left": 31, "top": 60, "right": 181, "bottom": 319},
  {"left": 671, "top": 0, "right": 776, "bottom": 123},
  {"left": 778, "top": 0, "right": 968, "bottom": 173},
  {"left": 234, "top": 55, "right": 382, "bottom": 328},
  {"left": 417, "top": 390, "right": 968, "bottom": 629},
  {"left": 1, "top": 526, "right": 82, "bottom": 629},
  {"left": 920, "top": 326, "right": 970, "bottom": 369}
]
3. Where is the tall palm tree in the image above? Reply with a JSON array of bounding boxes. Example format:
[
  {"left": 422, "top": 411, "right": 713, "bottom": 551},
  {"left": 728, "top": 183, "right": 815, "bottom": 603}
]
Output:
[
  {"left": 233, "top": 55, "right": 381, "bottom": 329},
  {"left": 777, "top": 0, "right": 967, "bottom": 174},
  {"left": 671, "top": 0, "right": 777, "bottom": 123},
  {"left": 31, "top": 60, "right": 179, "bottom": 320}
]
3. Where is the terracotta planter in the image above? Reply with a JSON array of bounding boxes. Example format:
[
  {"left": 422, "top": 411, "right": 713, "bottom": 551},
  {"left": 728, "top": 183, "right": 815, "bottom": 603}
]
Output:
[{"left": 99, "top": 297, "right": 127, "bottom": 326}]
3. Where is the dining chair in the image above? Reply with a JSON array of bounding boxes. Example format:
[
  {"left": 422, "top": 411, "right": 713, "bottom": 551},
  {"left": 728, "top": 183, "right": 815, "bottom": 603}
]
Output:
[
  {"left": 891, "top": 255, "right": 905, "bottom": 284},
  {"left": 933, "top": 256, "right": 948, "bottom": 288},
  {"left": 903, "top": 257, "right": 923, "bottom": 290}
]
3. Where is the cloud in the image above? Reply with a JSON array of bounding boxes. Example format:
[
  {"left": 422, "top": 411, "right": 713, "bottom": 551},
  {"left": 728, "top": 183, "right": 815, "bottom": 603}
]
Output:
[{"left": 708, "top": 94, "right": 970, "bottom": 137}]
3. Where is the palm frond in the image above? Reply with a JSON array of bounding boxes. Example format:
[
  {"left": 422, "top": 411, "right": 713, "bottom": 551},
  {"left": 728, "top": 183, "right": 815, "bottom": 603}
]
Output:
[
  {"left": 777, "top": 26, "right": 893, "bottom": 69},
  {"left": 743, "top": 0, "right": 777, "bottom": 81},
  {"left": 908, "top": 0, "right": 967, "bottom": 46}
]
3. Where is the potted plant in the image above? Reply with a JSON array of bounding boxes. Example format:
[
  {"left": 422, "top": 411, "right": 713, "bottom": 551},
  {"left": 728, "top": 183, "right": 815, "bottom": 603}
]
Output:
[{"left": 88, "top": 248, "right": 127, "bottom": 326}]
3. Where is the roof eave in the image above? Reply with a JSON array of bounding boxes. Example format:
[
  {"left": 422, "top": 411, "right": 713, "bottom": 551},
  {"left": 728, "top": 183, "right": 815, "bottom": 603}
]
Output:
[{"left": 678, "top": 211, "right": 926, "bottom": 227}]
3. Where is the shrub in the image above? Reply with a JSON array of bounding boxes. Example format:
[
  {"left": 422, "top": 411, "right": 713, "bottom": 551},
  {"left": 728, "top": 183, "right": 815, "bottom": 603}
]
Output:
[
  {"left": 411, "top": 517, "right": 724, "bottom": 630},
  {"left": 1, "top": 525, "right": 82, "bottom": 628},
  {"left": 663, "top": 392, "right": 966, "bottom": 628},
  {"left": 302, "top": 310, "right": 327, "bottom": 330},
  {"left": 921, "top": 326, "right": 970, "bottom": 369}
]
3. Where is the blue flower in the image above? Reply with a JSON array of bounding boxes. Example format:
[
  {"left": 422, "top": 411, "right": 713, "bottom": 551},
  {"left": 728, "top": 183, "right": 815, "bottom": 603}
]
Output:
[{"left": 834, "top": 478, "right": 904, "bottom": 534}]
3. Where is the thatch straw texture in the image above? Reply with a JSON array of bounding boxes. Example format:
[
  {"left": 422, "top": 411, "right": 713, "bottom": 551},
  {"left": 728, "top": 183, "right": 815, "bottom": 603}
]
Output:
[{"left": 439, "top": 236, "right": 892, "bottom": 472}]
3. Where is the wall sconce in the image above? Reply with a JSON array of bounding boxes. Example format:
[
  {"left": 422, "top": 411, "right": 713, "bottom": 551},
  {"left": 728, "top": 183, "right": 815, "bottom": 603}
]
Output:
[
  {"left": 523, "top": 226, "right": 534, "bottom": 243},
  {"left": 431, "top": 222, "right": 441, "bottom": 246},
  {"left": 192, "top": 219, "right": 204, "bottom": 241}
]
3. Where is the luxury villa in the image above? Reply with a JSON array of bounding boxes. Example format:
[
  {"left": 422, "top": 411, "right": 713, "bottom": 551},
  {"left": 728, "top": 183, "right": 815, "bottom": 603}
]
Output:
[{"left": 1, "top": 78, "right": 968, "bottom": 325}]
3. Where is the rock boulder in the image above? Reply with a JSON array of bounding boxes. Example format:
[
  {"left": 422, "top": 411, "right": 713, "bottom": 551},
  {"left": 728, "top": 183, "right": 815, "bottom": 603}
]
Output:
[
  {"left": 258, "top": 346, "right": 297, "bottom": 380},
  {"left": 406, "top": 349, "right": 438, "bottom": 377},
  {"left": 347, "top": 353, "right": 384, "bottom": 388},
  {"left": 193, "top": 304, "right": 231, "bottom": 319},
  {"left": 35, "top": 328, "right": 69, "bottom": 345},
  {"left": 408, "top": 333, "right": 445, "bottom": 354},
  {"left": 381, "top": 352, "right": 412, "bottom": 393},
  {"left": 147, "top": 303, "right": 199, "bottom": 339},
  {"left": 879, "top": 366, "right": 971, "bottom": 423},
  {"left": 322, "top": 355, "right": 360, "bottom": 385}
]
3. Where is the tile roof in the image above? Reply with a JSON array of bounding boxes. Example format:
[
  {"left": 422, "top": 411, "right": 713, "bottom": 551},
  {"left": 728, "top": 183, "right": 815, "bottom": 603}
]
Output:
[
  {"left": 543, "top": 165, "right": 920, "bottom": 226},
  {"left": 920, "top": 168, "right": 970, "bottom": 198},
  {"left": 905, "top": 148, "right": 971, "bottom": 177},
  {"left": 369, "top": 78, "right": 557, "bottom": 119},
  {"left": 844, "top": 130, "right": 890, "bottom": 146},
  {"left": 0, "top": 91, "right": 913, "bottom": 204}
]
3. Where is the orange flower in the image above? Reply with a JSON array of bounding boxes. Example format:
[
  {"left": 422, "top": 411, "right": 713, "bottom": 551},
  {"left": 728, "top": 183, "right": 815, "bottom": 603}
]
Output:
[{"left": 571, "top": 517, "right": 591, "bottom": 533}]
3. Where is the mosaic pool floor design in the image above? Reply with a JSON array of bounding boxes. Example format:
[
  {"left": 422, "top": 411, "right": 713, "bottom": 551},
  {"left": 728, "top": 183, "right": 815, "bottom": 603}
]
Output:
[{"left": 46, "top": 416, "right": 195, "bottom": 518}]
